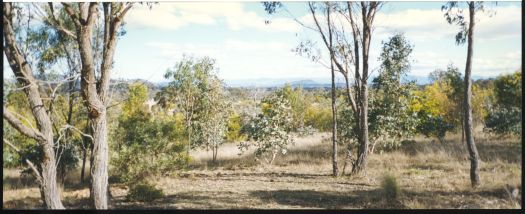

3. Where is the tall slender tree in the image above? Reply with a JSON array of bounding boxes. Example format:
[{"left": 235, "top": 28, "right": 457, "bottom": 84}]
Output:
[
  {"left": 263, "top": 1, "right": 382, "bottom": 176},
  {"left": 442, "top": 1, "right": 495, "bottom": 188}
]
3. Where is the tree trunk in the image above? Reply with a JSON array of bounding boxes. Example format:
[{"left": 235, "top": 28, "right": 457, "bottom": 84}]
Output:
[
  {"left": 461, "top": 113, "right": 465, "bottom": 143},
  {"left": 464, "top": 2, "right": 481, "bottom": 188},
  {"left": 90, "top": 112, "right": 110, "bottom": 209},
  {"left": 212, "top": 144, "right": 218, "bottom": 163},
  {"left": 353, "top": 83, "right": 369, "bottom": 175},
  {"left": 352, "top": 5, "right": 372, "bottom": 175},
  {"left": 80, "top": 145, "right": 87, "bottom": 184},
  {"left": 3, "top": 3, "right": 64, "bottom": 209},
  {"left": 330, "top": 61, "right": 339, "bottom": 177},
  {"left": 327, "top": 4, "right": 339, "bottom": 177},
  {"left": 40, "top": 144, "right": 65, "bottom": 209}
]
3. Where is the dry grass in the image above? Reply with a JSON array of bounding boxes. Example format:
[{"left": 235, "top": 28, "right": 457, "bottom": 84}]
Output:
[{"left": 3, "top": 132, "right": 521, "bottom": 209}]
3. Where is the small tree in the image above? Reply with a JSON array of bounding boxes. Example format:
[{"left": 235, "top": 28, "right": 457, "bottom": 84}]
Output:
[
  {"left": 485, "top": 70, "right": 522, "bottom": 137},
  {"left": 368, "top": 33, "right": 418, "bottom": 153},
  {"left": 112, "top": 83, "right": 188, "bottom": 183},
  {"left": 192, "top": 78, "right": 230, "bottom": 163},
  {"left": 239, "top": 90, "right": 294, "bottom": 165},
  {"left": 158, "top": 56, "right": 230, "bottom": 162},
  {"left": 411, "top": 83, "right": 456, "bottom": 143},
  {"left": 442, "top": 1, "right": 496, "bottom": 188}
]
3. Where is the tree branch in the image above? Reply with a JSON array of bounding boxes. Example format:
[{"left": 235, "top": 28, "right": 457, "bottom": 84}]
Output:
[
  {"left": 61, "top": 3, "right": 81, "bottom": 27},
  {"left": 3, "top": 138, "right": 43, "bottom": 184},
  {"left": 3, "top": 108, "right": 46, "bottom": 142},
  {"left": 44, "top": 3, "right": 77, "bottom": 40}
]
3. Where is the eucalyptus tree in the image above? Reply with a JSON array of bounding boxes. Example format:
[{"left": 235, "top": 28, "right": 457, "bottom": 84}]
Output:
[
  {"left": 442, "top": 1, "right": 495, "bottom": 188},
  {"left": 264, "top": 1, "right": 383, "bottom": 176},
  {"left": 193, "top": 77, "right": 230, "bottom": 163},
  {"left": 47, "top": 2, "right": 135, "bottom": 208},
  {"left": 368, "top": 33, "right": 418, "bottom": 153},
  {"left": 429, "top": 64, "right": 464, "bottom": 140},
  {"left": 485, "top": 70, "right": 522, "bottom": 136},
  {"left": 3, "top": 2, "right": 66, "bottom": 209},
  {"left": 239, "top": 89, "right": 294, "bottom": 165},
  {"left": 158, "top": 56, "right": 230, "bottom": 162}
]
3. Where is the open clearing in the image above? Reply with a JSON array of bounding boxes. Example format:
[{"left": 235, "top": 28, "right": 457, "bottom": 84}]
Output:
[{"left": 3, "top": 133, "right": 521, "bottom": 209}]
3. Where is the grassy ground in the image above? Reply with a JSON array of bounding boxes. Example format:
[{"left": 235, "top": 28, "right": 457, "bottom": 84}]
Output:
[{"left": 3, "top": 132, "right": 521, "bottom": 209}]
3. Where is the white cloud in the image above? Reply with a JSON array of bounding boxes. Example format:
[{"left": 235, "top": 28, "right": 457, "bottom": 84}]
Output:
[
  {"left": 374, "top": 6, "right": 521, "bottom": 43},
  {"left": 143, "top": 39, "right": 327, "bottom": 81},
  {"left": 117, "top": 3, "right": 521, "bottom": 82},
  {"left": 126, "top": 2, "right": 300, "bottom": 32}
]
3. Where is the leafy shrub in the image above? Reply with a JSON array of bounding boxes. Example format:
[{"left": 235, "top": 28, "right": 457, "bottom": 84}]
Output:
[
  {"left": 485, "top": 106, "right": 521, "bottom": 136},
  {"left": 416, "top": 114, "right": 454, "bottom": 143},
  {"left": 381, "top": 174, "right": 401, "bottom": 202},
  {"left": 239, "top": 90, "right": 294, "bottom": 164},
  {"left": 126, "top": 182, "right": 165, "bottom": 202},
  {"left": 112, "top": 111, "right": 188, "bottom": 183},
  {"left": 305, "top": 105, "right": 332, "bottom": 132},
  {"left": 484, "top": 71, "right": 522, "bottom": 137}
]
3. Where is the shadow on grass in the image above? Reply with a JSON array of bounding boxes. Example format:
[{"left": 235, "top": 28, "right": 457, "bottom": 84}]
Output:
[
  {"left": 113, "top": 191, "right": 252, "bottom": 209},
  {"left": 401, "top": 138, "right": 521, "bottom": 163},
  {"left": 189, "top": 142, "right": 345, "bottom": 171},
  {"left": 400, "top": 187, "right": 520, "bottom": 208},
  {"left": 2, "top": 174, "right": 39, "bottom": 190},
  {"left": 3, "top": 197, "right": 43, "bottom": 209},
  {"left": 249, "top": 189, "right": 405, "bottom": 209}
]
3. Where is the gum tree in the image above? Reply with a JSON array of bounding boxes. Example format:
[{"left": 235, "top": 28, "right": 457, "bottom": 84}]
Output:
[{"left": 442, "top": 1, "right": 495, "bottom": 188}]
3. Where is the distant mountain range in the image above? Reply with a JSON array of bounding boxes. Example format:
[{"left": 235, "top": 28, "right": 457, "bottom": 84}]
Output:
[
  {"left": 3, "top": 75, "right": 496, "bottom": 89},
  {"left": 222, "top": 75, "right": 494, "bottom": 88}
]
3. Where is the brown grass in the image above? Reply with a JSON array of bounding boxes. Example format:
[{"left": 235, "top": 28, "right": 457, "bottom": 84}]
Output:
[{"left": 3, "top": 132, "right": 521, "bottom": 209}]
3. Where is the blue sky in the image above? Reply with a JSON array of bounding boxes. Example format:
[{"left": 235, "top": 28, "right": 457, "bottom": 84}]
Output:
[{"left": 3, "top": 2, "right": 522, "bottom": 85}]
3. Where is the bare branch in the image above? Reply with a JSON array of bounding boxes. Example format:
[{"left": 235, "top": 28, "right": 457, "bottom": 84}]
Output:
[{"left": 116, "top": 3, "right": 134, "bottom": 23}]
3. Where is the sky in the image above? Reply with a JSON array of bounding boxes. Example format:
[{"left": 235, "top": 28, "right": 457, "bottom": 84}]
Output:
[{"left": 3, "top": 1, "right": 522, "bottom": 86}]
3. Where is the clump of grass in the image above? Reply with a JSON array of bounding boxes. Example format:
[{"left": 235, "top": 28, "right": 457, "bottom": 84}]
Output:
[
  {"left": 126, "top": 182, "right": 164, "bottom": 202},
  {"left": 381, "top": 174, "right": 401, "bottom": 202}
]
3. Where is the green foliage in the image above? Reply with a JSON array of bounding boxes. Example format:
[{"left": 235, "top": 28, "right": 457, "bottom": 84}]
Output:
[
  {"left": 192, "top": 77, "right": 230, "bottom": 151},
  {"left": 442, "top": 2, "right": 493, "bottom": 45},
  {"left": 112, "top": 85, "right": 188, "bottom": 183},
  {"left": 411, "top": 86, "right": 455, "bottom": 143},
  {"left": 381, "top": 174, "right": 401, "bottom": 202},
  {"left": 493, "top": 71, "right": 521, "bottom": 109},
  {"left": 227, "top": 113, "right": 247, "bottom": 142},
  {"left": 485, "top": 71, "right": 522, "bottom": 136},
  {"left": 158, "top": 56, "right": 230, "bottom": 152},
  {"left": 305, "top": 105, "right": 332, "bottom": 132},
  {"left": 126, "top": 182, "right": 165, "bottom": 202},
  {"left": 122, "top": 83, "right": 149, "bottom": 117},
  {"left": 240, "top": 89, "right": 294, "bottom": 163},
  {"left": 427, "top": 64, "right": 464, "bottom": 129},
  {"left": 485, "top": 107, "right": 521, "bottom": 136},
  {"left": 368, "top": 33, "right": 418, "bottom": 150},
  {"left": 276, "top": 84, "right": 309, "bottom": 132}
]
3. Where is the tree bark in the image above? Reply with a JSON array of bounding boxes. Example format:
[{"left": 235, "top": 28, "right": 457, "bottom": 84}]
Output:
[
  {"left": 80, "top": 145, "right": 87, "bottom": 184},
  {"left": 326, "top": 3, "right": 339, "bottom": 177},
  {"left": 89, "top": 112, "right": 110, "bottom": 208},
  {"left": 464, "top": 2, "right": 481, "bottom": 188},
  {"left": 61, "top": 3, "right": 132, "bottom": 208},
  {"left": 3, "top": 3, "right": 64, "bottom": 209},
  {"left": 352, "top": 3, "right": 374, "bottom": 175}
]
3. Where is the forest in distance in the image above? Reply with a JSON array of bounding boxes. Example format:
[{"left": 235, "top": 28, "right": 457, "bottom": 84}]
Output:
[{"left": 2, "top": 1, "right": 522, "bottom": 210}]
